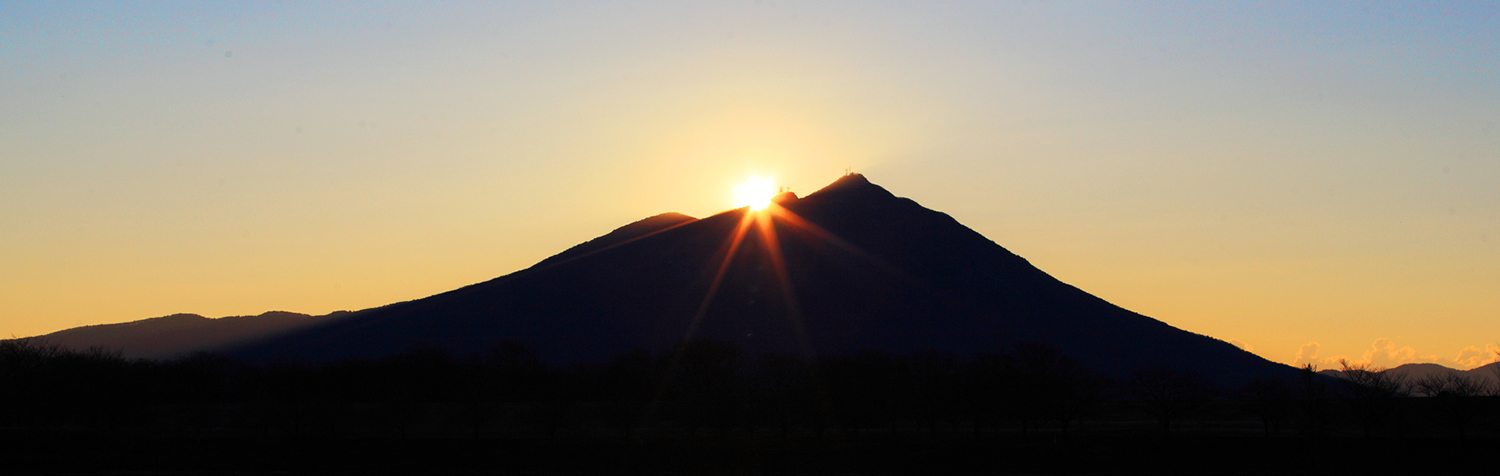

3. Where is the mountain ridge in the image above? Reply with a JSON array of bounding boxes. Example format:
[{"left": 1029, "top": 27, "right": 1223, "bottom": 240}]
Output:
[
  {"left": 33, "top": 310, "right": 341, "bottom": 360},
  {"left": 1319, "top": 361, "right": 1500, "bottom": 386}
]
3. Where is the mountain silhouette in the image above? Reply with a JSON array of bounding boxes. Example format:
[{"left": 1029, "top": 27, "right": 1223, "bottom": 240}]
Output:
[
  {"left": 221, "top": 174, "right": 1296, "bottom": 386},
  {"left": 1320, "top": 362, "right": 1500, "bottom": 386},
  {"left": 36, "top": 311, "right": 337, "bottom": 360}
]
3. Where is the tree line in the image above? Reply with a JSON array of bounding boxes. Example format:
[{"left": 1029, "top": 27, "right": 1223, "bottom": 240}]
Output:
[{"left": 2, "top": 338, "right": 1497, "bottom": 440}]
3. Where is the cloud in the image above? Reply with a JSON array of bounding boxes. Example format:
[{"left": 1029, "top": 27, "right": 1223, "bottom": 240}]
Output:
[
  {"left": 1361, "top": 338, "right": 1418, "bottom": 369},
  {"left": 1293, "top": 342, "right": 1320, "bottom": 367},
  {"left": 1227, "top": 339, "right": 1254, "bottom": 352},
  {"left": 1293, "top": 340, "right": 1500, "bottom": 371},
  {"left": 1453, "top": 344, "right": 1500, "bottom": 369},
  {"left": 1320, "top": 355, "right": 1350, "bottom": 367}
]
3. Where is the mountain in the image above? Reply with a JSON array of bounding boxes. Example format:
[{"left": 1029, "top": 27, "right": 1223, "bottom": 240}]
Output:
[
  {"left": 35, "top": 311, "right": 338, "bottom": 360},
  {"left": 223, "top": 174, "right": 1297, "bottom": 387},
  {"left": 1383, "top": 362, "right": 1499, "bottom": 386},
  {"left": 1317, "top": 362, "right": 1500, "bottom": 392},
  {"left": 1383, "top": 363, "right": 1458, "bottom": 383}
]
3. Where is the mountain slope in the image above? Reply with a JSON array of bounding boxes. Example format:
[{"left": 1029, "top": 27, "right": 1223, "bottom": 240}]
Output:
[{"left": 225, "top": 174, "right": 1296, "bottom": 386}]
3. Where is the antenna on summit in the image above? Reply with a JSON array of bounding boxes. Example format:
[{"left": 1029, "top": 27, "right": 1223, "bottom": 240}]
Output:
[{"left": 845, "top": 167, "right": 852, "bottom": 176}]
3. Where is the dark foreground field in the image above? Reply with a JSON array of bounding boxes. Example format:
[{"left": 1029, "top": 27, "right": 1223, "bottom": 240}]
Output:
[
  {"left": 5, "top": 339, "right": 1498, "bottom": 474},
  {"left": 2, "top": 431, "right": 1496, "bottom": 475}
]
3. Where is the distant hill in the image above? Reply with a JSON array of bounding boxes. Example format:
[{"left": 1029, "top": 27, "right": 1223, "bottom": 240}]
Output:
[
  {"left": 34, "top": 311, "right": 340, "bottom": 360},
  {"left": 219, "top": 174, "right": 1302, "bottom": 388},
  {"left": 1318, "top": 361, "right": 1499, "bottom": 389}
]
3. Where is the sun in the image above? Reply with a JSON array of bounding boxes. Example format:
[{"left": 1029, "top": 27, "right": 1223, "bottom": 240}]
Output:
[{"left": 734, "top": 176, "right": 777, "bottom": 211}]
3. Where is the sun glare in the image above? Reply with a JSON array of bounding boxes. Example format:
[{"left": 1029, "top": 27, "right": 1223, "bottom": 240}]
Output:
[{"left": 734, "top": 176, "right": 777, "bottom": 211}]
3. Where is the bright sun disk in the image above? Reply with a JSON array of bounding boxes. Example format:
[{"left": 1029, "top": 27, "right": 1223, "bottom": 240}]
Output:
[{"left": 734, "top": 176, "right": 777, "bottom": 211}]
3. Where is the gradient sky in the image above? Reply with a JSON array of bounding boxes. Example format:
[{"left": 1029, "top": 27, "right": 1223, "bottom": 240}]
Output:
[{"left": 4, "top": 1, "right": 1498, "bottom": 369}]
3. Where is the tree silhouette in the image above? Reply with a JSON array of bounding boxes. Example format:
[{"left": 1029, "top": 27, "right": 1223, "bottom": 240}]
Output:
[
  {"left": 905, "top": 350, "right": 961, "bottom": 437},
  {"left": 0, "top": 339, "right": 69, "bottom": 429},
  {"left": 1127, "top": 367, "right": 1218, "bottom": 437},
  {"left": 452, "top": 357, "right": 497, "bottom": 440},
  {"left": 1332, "top": 359, "right": 1406, "bottom": 438},
  {"left": 1238, "top": 376, "right": 1294, "bottom": 437},
  {"left": 59, "top": 346, "right": 135, "bottom": 432},
  {"left": 485, "top": 341, "right": 546, "bottom": 400},
  {"left": 960, "top": 352, "right": 1009, "bottom": 439},
  {"left": 1004, "top": 343, "right": 1103, "bottom": 435},
  {"left": 0, "top": 340, "right": 147, "bottom": 433},
  {"left": 665, "top": 339, "right": 745, "bottom": 437},
  {"left": 163, "top": 351, "right": 241, "bottom": 437},
  {"left": 1295, "top": 364, "right": 1332, "bottom": 437},
  {"left": 593, "top": 349, "right": 657, "bottom": 438},
  {"left": 1411, "top": 369, "right": 1493, "bottom": 439},
  {"left": 748, "top": 353, "right": 817, "bottom": 439},
  {"left": 370, "top": 348, "right": 458, "bottom": 438},
  {"left": 855, "top": 351, "right": 908, "bottom": 436},
  {"left": 821, "top": 351, "right": 906, "bottom": 437}
]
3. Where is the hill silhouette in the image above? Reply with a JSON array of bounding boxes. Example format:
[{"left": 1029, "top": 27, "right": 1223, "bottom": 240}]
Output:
[
  {"left": 1385, "top": 362, "right": 1495, "bottom": 384},
  {"left": 37, "top": 311, "right": 337, "bottom": 360},
  {"left": 222, "top": 174, "right": 1296, "bottom": 387},
  {"left": 1319, "top": 361, "right": 1500, "bottom": 386}
]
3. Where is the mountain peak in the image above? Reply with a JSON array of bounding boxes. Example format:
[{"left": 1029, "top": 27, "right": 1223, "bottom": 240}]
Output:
[
  {"left": 834, "top": 172, "right": 872, "bottom": 185},
  {"left": 817, "top": 172, "right": 874, "bottom": 191},
  {"left": 771, "top": 190, "right": 799, "bottom": 205},
  {"left": 800, "top": 173, "right": 897, "bottom": 205}
]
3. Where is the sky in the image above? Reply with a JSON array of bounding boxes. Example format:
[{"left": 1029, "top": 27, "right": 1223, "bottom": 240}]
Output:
[{"left": 3, "top": 1, "right": 1498, "bottom": 370}]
